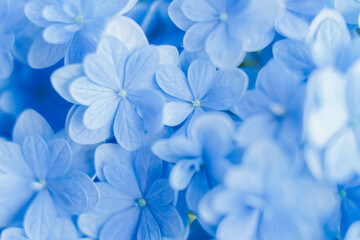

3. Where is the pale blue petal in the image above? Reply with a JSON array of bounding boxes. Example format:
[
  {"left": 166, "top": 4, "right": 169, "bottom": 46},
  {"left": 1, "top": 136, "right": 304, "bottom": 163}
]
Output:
[
  {"left": 94, "top": 143, "right": 132, "bottom": 181},
  {"left": 0, "top": 52, "right": 13, "bottom": 79},
  {"left": 0, "top": 228, "right": 28, "bottom": 240},
  {"left": 182, "top": 0, "right": 218, "bottom": 21},
  {"left": 147, "top": 179, "right": 175, "bottom": 207},
  {"left": 0, "top": 174, "right": 35, "bottom": 227},
  {"left": 286, "top": 0, "right": 325, "bottom": 15},
  {"left": 47, "top": 217, "right": 79, "bottom": 240},
  {"left": 99, "top": 207, "right": 140, "bottom": 240},
  {"left": 183, "top": 22, "right": 216, "bottom": 52},
  {"left": 156, "top": 65, "right": 193, "bottom": 101},
  {"left": 134, "top": 149, "right": 163, "bottom": 192},
  {"left": 65, "top": 31, "right": 97, "bottom": 64},
  {"left": 78, "top": 211, "right": 113, "bottom": 239},
  {"left": 68, "top": 106, "right": 112, "bottom": 144},
  {"left": 150, "top": 207, "right": 184, "bottom": 238},
  {"left": 170, "top": 159, "right": 202, "bottom": 191},
  {"left": 47, "top": 178, "right": 88, "bottom": 214},
  {"left": 187, "top": 59, "right": 216, "bottom": 99},
  {"left": 332, "top": 0, "right": 360, "bottom": 24},
  {"left": 22, "top": 135, "right": 50, "bottom": 179},
  {"left": 103, "top": 161, "right": 141, "bottom": 198},
  {"left": 234, "top": 90, "right": 272, "bottom": 119},
  {"left": 70, "top": 76, "right": 116, "bottom": 106},
  {"left": 186, "top": 170, "right": 211, "bottom": 211},
  {"left": 24, "top": 0, "right": 50, "bottom": 27},
  {"left": 24, "top": 190, "right": 57, "bottom": 240},
  {"left": 43, "top": 24, "right": 75, "bottom": 44},
  {"left": 83, "top": 95, "right": 119, "bottom": 129},
  {"left": 51, "top": 64, "right": 84, "bottom": 104},
  {"left": 346, "top": 62, "right": 360, "bottom": 117},
  {"left": 128, "top": 89, "right": 164, "bottom": 133},
  {"left": 151, "top": 138, "right": 194, "bottom": 163},
  {"left": 273, "top": 39, "right": 315, "bottom": 79},
  {"left": 95, "top": 182, "right": 134, "bottom": 213},
  {"left": 0, "top": 141, "right": 33, "bottom": 177},
  {"left": 28, "top": 36, "right": 68, "bottom": 69},
  {"left": 205, "top": 23, "right": 245, "bottom": 68},
  {"left": 46, "top": 139, "right": 71, "bottom": 179},
  {"left": 275, "top": 11, "right": 309, "bottom": 40},
  {"left": 0, "top": 34, "right": 14, "bottom": 52},
  {"left": 13, "top": 109, "right": 55, "bottom": 145},
  {"left": 345, "top": 221, "right": 360, "bottom": 240},
  {"left": 201, "top": 86, "right": 236, "bottom": 110},
  {"left": 124, "top": 46, "right": 159, "bottom": 90},
  {"left": 94, "top": 0, "right": 128, "bottom": 18},
  {"left": 156, "top": 45, "right": 179, "bottom": 66},
  {"left": 168, "top": 0, "right": 195, "bottom": 31},
  {"left": 136, "top": 208, "right": 161, "bottom": 240},
  {"left": 113, "top": 100, "right": 144, "bottom": 151},
  {"left": 43, "top": 5, "right": 74, "bottom": 23},
  {"left": 163, "top": 102, "right": 194, "bottom": 127}
]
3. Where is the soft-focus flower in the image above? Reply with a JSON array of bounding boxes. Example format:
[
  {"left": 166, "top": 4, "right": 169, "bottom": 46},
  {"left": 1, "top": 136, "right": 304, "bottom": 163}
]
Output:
[
  {"left": 0, "top": 110, "right": 99, "bottom": 239},
  {"left": 152, "top": 113, "right": 237, "bottom": 212},
  {"left": 51, "top": 36, "right": 165, "bottom": 151},
  {"left": 78, "top": 145, "right": 184, "bottom": 240},
  {"left": 168, "top": 0, "right": 279, "bottom": 68},
  {"left": 156, "top": 58, "right": 248, "bottom": 135}
]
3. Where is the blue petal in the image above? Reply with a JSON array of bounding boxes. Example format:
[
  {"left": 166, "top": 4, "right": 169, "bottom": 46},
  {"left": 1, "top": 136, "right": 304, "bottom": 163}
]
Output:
[
  {"left": 13, "top": 109, "right": 55, "bottom": 145},
  {"left": 43, "top": 5, "right": 73, "bottom": 23},
  {"left": 345, "top": 221, "right": 360, "bottom": 240},
  {"left": 134, "top": 149, "right": 163, "bottom": 193},
  {"left": 68, "top": 105, "right": 112, "bottom": 144},
  {"left": 0, "top": 52, "right": 13, "bottom": 79},
  {"left": 275, "top": 10, "right": 309, "bottom": 40},
  {"left": 24, "top": 190, "right": 57, "bottom": 240},
  {"left": 0, "top": 33, "right": 14, "bottom": 52},
  {"left": 94, "top": 143, "right": 132, "bottom": 181},
  {"left": 113, "top": 100, "right": 144, "bottom": 151},
  {"left": 186, "top": 170, "right": 211, "bottom": 211},
  {"left": 163, "top": 102, "right": 194, "bottom": 127},
  {"left": 22, "top": 135, "right": 50, "bottom": 179},
  {"left": 51, "top": 64, "right": 84, "bottom": 104},
  {"left": 156, "top": 65, "right": 193, "bottom": 101},
  {"left": 24, "top": 0, "right": 50, "bottom": 27},
  {"left": 103, "top": 161, "right": 141, "bottom": 198},
  {"left": 124, "top": 46, "right": 159, "bottom": 90},
  {"left": 47, "top": 217, "right": 79, "bottom": 240},
  {"left": 0, "top": 174, "right": 35, "bottom": 227},
  {"left": 146, "top": 179, "right": 175, "bottom": 207},
  {"left": 43, "top": 24, "right": 75, "bottom": 44},
  {"left": 285, "top": 0, "right": 325, "bottom": 15},
  {"left": 273, "top": 39, "right": 315, "bottom": 79},
  {"left": 150, "top": 207, "right": 184, "bottom": 238},
  {"left": 99, "top": 207, "right": 140, "bottom": 240},
  {"left": 168, "top": 0, "right": 194, "bottom": 31},
  {"left": 28, "top": 36, "right": 68, "bottom": 69},
  {"left": 0, "top": 228, "right": 28, "bottom": 240},
  {"left": 0, "top": 141, "right": 33, "bottom": 177},
  {"left": 128, "top": 89, "right": 164, "bottom": 133},
  {"left": 201, "top": 86, "right": 236, "bottom": 110},
  {"left": 136, "top": 208, "right": 161, "bottom": 240},
  {"left": 46, "top": 139, "right": 71, "bottom": 179},
  {"left": 78, "top": 211, "right": 114, "bottom": 239},
  {"left": 170, "top": 159, "right": 201, "bottom": 191},
  {"left": 347, "top": 62, "right": 360, "bottom": 117},
  {"left": 94, "top": 0, "right": 128, "bottom": 18},
  {"left": 187, "top": 59, "right": 216, "bottom": 99},
  {"left": 182, "top": 0, "right": 218, "bottom": 21},
  {"left": 65, "top": 31, "right": 97, "bottom": 64},
  {"left": 183, "top": 22, "right": 216, "bottom": 52}
]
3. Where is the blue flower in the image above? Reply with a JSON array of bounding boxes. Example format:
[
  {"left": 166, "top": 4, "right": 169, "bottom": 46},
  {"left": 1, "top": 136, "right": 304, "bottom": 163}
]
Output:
[
  {"left": 51, "top": 36, "right": 165, "bottom": 151},
  {"left": 234, "top": 60, "right": 305, "bottom": 151},
  {"left": 0, "top": 0, "right": 28, "bottom": 79},
  {"left": 326, "top": 0, "right": 360, "bottom": 25},
  {"left": 168, "top": 0, "right": 279, "bottom": 68},
  {"left": 156, "top": 59, "right": 248, "bottom": 135},
  {"left": 275, "top": 0, "right": 325, "bottom": 40},
  {"left": 24, "top": 0, "right": 135, "bottom": 68},
  {"left": 78, "top": 145, "right": 184, "bottom": 240},
  {"left": 152, "top": 113, "right": 237, "bottom": 212},
  {"left": 199, "top": 140, "right": 335, "bottom": 240},
  {"left": 0, "top": 218, "right": 85, "bottom": 240},
  {"left": 0, "top": 110, "right": 99, "bottom": 239}
]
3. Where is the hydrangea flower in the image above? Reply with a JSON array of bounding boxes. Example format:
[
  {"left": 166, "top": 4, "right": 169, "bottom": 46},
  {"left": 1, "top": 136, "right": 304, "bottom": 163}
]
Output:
[
  {"left": 78, "top": 145, "right": 184, "bottom": 240},
  {"left": 168, "top": 0, "right": 279, "bottom": 68},
  {"left": 156, "top": 58, "right": 248, "bottom": 135},
  {"left": 24, "top": 0, "right": 136, "bottom": 68},
  {"left": 199, "top": 141, "right": 335, "bottom": 240},
  {"left": 326, "top": 0, "right": 360, "bottom": 25},
  {"left": 0, "top": 0, "right": 28, "bottom": 79},
  {"left": 51, "top": 36, "right": 165, "bottom": 151},
  {"left": 235, "top": 60, "right": 305, "bottom": 151},
  {"left": 0, "top": 110, "right": 99, "bottom": 239},
  {"left": 152, "top": 113, "right": 238, "bottom": 212},
  {"left": 275, "top": 0, "right": 325, "bottom": 40},
  {"left": 0, "top": 218, "right": 87, "bottom": 240}
]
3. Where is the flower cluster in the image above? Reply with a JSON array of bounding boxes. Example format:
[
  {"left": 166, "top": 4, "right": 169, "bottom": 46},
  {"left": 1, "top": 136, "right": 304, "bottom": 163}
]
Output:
[{"left": 2, "top": 0, "right": 360, "bottom": 240}]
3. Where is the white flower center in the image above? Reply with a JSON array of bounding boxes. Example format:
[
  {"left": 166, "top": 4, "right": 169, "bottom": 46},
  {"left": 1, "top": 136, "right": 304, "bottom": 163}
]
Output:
[
  {"left": 118, "top": 89, "right": 127, "bottom": 98},
  {"left": 75, "top": 15, "right": 84, "bottom": 23},
  {"left": 269, "top": 103, "right": 286, "bottom": 116},
  {"left": 192, "top": 99, "right": 201, "bottom": 108},
  {"left": 135, "top": 198, "right": 147, "bottom": 207},
  {"left": 30, "top": 179, "right": 47, "bottom": 191},
  {"left": 219, "top": 13, "right": 228, "bottom": 22}
]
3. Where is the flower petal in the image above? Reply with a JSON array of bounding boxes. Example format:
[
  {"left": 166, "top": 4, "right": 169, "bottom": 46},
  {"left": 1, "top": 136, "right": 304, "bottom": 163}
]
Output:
[
  {"left": 163, "top": 102, "right": 194, "bottom": 127},
  {"left": 187, "top": 59, "right": 216, "bottom": 99},
  {"left": 136, "top": 208, "right": 161, "bottom": 240},
  {"left": 170, "top": 159, "right": 202, "bottom": 191},
  {"left": 46, "top": 139, "right": 71, "bottom": 179}
]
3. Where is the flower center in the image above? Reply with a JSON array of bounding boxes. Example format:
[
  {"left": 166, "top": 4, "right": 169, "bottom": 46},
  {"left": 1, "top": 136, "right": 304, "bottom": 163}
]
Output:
[
  {"left": 118, "top": 89, "right": 127, "bottom": 98},
  {"left": 30, "top": 179, "right": 47, "bottom": 191},
  {"left": 269, "top": 103, "right": 286, "bottom": 116},
  {"left": 192, "top": 99, "right": 201, "bottom": 108},
  {"left": 339, "top": 189, "right": 347, "bottom": 199},
  {"left": 219, "top": 13, "right": 228, "bottom": 22},
  {"left": 75, "top": 15, "right": 84, "bottom": 23},
  {"left": 135, "top": 198, "right": 147, "bottom": 207}
]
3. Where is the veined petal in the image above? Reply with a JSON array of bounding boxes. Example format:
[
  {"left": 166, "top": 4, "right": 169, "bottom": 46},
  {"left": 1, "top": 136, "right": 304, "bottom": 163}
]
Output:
[
  {"left": 43, "top": 5, "right": 74, "bottom": 23},
  {"left": 182, "top": 0, "right": 218, "bottom": 21},
  {"left": 46, "top": 139, "right": 71, "bottom": 179},
  {"left": 0, "top": 141, "right": 33, "bottom": 177},
  {"left": 170, "top": 158, "right": 202, "bottom": 191},
  {"left": 43, "top": 24, "right": 75, "bottom": 44},
  {"left": 163, "top": 102, "right": 194, "bottom": 127},
  {"left": 136, "top": 208, "right": 161, "bottom": 240},
  {"left": 187, "top": 59, "right": 216, "bottom": 99},
  {"left": 183, "top": 22, "right": 217, "bottom": 52}
]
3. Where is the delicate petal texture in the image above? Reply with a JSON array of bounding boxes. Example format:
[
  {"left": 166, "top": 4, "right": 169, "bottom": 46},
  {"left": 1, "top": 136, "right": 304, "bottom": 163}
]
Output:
[
  {"left": 163, "top": 102, "right": 194, "bottom": 126},
  {"left": 182, "top": 0, "right": 218, "bottom": 22},
  {"left": 187, "top": 59, "right": 216, "bottom": 99},
  {"left": 83, "top": 96, "right": 119, "bottom": 129},
  {"left": 43, "top": 24, "right": 75, "bottom": 44},
  {"left": 168, "top": 0, "right": 195, "bottom": 30},
  {"left": 0, "top": 52, "right": 13, "bottom": 79},
  {"left": 1, "top": 228, "right": 28, "bottom": 240},
  {"left": 24, "top": 190, "right": 57, "bottom": 240},
  {"left": 183, "top": 22, "right": 216, "bottom": 52},
  {"left": 136, "top": 208, "right": 161, "bottom": 240},
  {"left": 0, "top": 141, "right": 33, "bottom": 177},
  {"left": 170, "top": 159, "right": 201, "bottom": 191},
  {"left": 47, "top": 139, "right": 71, "bottom": 179}
]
